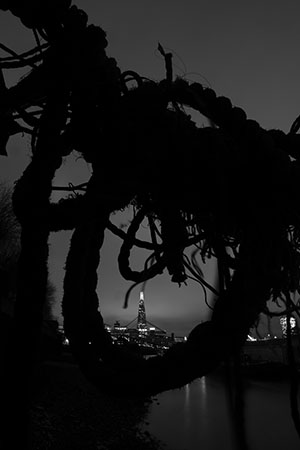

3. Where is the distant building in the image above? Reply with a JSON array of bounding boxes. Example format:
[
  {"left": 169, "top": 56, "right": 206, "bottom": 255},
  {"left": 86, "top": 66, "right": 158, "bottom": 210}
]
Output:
[
  {"left": 173, "top": 335, "right": 186, "bottom": 343},
  {"left": 280, "top": 316, "right": 298, "bottom": 337},
  {"left": 137, "top": 291, "right": 147, "bottom": 331},
  {"left": 105, "top": 290, "right": 184, "bottom": 354}
]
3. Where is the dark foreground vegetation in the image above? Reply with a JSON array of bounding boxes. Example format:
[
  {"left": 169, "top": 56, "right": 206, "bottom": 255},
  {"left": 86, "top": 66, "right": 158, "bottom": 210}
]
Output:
[{"left": 30, "top": 358, "right": 162, "bottom": 450}]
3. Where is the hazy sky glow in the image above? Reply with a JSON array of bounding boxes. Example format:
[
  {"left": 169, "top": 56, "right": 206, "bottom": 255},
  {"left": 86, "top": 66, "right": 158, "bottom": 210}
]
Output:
[{"left": 1, "top": 1, "right": 300, "bottom": 335}]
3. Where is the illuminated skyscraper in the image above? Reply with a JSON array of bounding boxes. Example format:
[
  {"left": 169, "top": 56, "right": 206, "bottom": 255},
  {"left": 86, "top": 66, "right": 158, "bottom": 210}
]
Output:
[
  {"left": 137, "top": 291, "right": 147, "bottom": 330},
  {"left": 280, "top": 316, "right": 297, "bottom": 337}
]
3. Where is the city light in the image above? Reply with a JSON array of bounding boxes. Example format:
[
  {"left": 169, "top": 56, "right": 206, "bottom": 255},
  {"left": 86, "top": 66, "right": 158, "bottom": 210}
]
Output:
[
  {"left": 247, "top": 334, "right": 257, "bottom": 342},
  {"left": 280, "top": 316, "right": 296, "bottom": 337}
]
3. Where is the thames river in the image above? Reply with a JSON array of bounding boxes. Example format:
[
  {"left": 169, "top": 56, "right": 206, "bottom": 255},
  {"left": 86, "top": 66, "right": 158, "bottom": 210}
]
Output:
[{"left": 144, "top": 373, "right": 300, "bottom": 450}]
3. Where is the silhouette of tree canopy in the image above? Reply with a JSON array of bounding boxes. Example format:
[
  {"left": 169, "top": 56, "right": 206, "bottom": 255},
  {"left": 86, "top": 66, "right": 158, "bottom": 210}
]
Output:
[{"left": 1, "top": 1, "right": 300, "bottom": 447}]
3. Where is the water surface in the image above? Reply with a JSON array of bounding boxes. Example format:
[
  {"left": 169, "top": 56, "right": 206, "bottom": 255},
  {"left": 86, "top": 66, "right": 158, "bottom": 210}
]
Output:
[{"left": 144, "top": 374, "right": 300, "bottom": 450}]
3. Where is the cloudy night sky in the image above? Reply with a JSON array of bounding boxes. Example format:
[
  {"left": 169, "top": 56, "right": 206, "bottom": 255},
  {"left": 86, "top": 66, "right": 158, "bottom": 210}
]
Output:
[{"left": 0, "top": 1, "right": 300, "bottom": 335}]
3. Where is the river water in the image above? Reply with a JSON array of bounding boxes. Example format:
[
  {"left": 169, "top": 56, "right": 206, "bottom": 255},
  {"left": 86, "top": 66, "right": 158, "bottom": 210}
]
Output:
[{"left": 143, "top": 373, "right": 300, "bottom": 450}]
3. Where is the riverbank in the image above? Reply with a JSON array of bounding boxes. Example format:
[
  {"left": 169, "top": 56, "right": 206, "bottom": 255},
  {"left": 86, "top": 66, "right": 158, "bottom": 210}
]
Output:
[{"left": 30, "top": 359, "right": 163, "bottom": 450}]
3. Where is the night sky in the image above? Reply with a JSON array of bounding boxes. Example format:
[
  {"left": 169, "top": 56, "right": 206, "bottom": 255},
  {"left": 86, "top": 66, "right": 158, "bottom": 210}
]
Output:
[{"left": 0, "top": 1, "right": 300, "bottom": 335}]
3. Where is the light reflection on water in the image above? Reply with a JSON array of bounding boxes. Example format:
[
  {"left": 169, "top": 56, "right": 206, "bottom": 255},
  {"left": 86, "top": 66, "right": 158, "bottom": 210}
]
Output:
[
  {"left": 199, "top": 376, "right": 207, "bottom": 415},
  {"left": 183, "top": 384, "right": 190, "bottom": 431},
  {"left": 144, "top": 374, "right": 300, "bottom": 450}
]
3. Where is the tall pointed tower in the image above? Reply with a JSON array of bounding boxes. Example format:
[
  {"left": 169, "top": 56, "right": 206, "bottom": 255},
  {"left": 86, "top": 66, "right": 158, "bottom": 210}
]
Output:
[{"left": 137, "top": 290, "right": 147, "bottom": 330}]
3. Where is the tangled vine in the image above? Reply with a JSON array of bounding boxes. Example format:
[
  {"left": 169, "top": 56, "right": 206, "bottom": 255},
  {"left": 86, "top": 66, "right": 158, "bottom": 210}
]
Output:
[{"left": 1, "top": 0, "right": 300, "bottom": 446}]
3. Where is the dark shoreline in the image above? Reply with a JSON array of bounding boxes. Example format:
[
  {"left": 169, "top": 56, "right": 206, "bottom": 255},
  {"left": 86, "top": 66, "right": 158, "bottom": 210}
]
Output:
[{"left": 30, "top": 359, "right": 163, "bottom": 450}]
